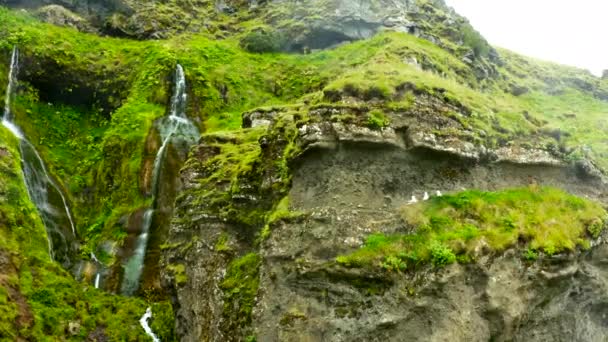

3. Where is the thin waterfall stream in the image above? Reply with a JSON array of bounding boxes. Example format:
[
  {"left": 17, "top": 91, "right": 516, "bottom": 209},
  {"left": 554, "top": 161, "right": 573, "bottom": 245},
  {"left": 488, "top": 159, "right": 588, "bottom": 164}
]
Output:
[
  {"left": 2, "top": 46, "right": 78, "bottom": 267},
  {"left": 120, "top": 64, "right": 199, "bottom": 296},
  {"left": 140, "top": 307, "right": 160, "bottom": 342}
]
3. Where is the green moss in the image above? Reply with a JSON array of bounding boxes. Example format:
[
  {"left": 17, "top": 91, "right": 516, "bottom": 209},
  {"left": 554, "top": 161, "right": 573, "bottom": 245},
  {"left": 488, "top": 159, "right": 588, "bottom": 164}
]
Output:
[
  {"left": 366, "top": 109, "right": 390, "bottom": 130},
  {"left": 149, "top": 301, "right": 177, "bottom": 341},
  {"left": 220, "top": 253, "right": 261, "bottom": 329},
  {"left": 523, "top": 248, "right": 538, "bottom": 261},
  {"left": 166, "top": 264, "right": 187, "bottom": 286},
  {"left": 338, "top": 186, "right": 606, "bottom": 271},
  {"left": 215, "top": 233, "right": 232, "bottom": 253},
  {"left": 279, "top": 308, "right": 307, "bottom": 326},
  {"left": 588, "top": 218, "right": 604, "bottom": 239},
  {"left": 429, "top": 242, "right": 456, "bottom": 267},
  {"left": 460, "top": 22, "right": 490, "bottom": 58}
]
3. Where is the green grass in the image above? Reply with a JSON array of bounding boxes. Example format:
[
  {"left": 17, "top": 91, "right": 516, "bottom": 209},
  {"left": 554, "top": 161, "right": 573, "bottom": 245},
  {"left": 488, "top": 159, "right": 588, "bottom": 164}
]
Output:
[{"left": 337, "top": 186, "right": 606, "bottom": 271}]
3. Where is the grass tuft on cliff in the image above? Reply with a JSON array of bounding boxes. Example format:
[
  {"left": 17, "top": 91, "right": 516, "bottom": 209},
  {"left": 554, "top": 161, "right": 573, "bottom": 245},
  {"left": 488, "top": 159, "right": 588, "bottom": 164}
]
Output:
[{"left": 337, "top": 186, "right": 606, "bottom": 271}]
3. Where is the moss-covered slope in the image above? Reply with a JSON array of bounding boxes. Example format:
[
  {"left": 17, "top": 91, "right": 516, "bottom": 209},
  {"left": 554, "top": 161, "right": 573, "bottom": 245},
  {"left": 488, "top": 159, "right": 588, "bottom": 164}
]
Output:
[{"left": 0, "top": 126, "right": 175, "bottom": 340}]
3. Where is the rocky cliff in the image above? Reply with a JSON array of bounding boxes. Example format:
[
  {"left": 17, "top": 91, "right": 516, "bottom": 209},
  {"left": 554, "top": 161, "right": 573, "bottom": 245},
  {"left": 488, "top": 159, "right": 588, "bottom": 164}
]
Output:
[
  {"left": 161, "top": 102, "right": 608, "bottom": 341},
  {"left": 1, "top": 0, "right": 608, "bottom": 341}
]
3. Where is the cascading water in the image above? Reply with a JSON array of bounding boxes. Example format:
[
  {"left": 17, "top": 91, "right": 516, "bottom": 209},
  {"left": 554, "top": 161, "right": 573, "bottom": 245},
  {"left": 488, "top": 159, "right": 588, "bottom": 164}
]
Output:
[
  {"left": 121, "top": 64, "right": 199, "bottom": 296},
  {"left": 2, "top": 47, "right": 77, "bottom": 267},
  {"left": 91, "top": 252, "right": 102, "bottom": 289},
  {"left": 140, "top": 307, "right": 160, "bottom": 342}
]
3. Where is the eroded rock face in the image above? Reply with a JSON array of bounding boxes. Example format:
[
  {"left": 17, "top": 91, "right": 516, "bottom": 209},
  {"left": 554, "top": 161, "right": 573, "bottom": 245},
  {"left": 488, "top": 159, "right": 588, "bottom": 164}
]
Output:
[
  {"left": 3, "top": 0, "right": 494, "bottom": 66},
  {"left": 262, "top": 0, "right": 421, "bottom": 50},
  {"left": 254, "top": 142, "right": 608, "bottom": 341},
  {"left": 255, "top": 245, "right": 608, "bottom": 341},
  {"left": 162, "top": 106, "right": 608, "bottom": 341},
  {"left": 34, "top": 5, "right": 95, "bottom": 33}
]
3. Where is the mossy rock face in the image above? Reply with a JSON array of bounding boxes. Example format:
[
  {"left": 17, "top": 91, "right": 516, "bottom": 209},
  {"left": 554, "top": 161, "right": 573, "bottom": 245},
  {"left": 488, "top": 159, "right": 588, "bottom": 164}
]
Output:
[
  {"left": 4, "top": 0, "right": 495, "bottom": 66},
  {"left": 0, "top": 125, "right": 175, "bottom": 340},
  {"left": 34, "top": 5, "right": 96, "bottom": 33},
  {"left": 164, "top": 93, "right": 608, "bottom": 340}
]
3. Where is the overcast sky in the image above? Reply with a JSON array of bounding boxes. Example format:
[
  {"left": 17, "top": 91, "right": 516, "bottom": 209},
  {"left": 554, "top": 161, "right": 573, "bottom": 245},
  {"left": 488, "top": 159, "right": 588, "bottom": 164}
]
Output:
[{"left": 443, "top": 0, "right": 608, "bottom": 76}]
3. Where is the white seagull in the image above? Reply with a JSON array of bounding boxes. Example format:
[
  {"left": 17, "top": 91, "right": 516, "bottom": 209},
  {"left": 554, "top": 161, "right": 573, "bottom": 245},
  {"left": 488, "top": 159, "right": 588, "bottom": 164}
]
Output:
[{"left": 407, "top": 195, "right": 418, "bottom": 205}]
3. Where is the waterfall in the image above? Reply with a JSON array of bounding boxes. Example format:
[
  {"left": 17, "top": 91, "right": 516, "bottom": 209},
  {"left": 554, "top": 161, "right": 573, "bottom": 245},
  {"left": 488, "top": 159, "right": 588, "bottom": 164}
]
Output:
[
  {"left": 2, "top": 46, "right": 77, "bottom": 267},
  {"left": 91, "top": 252, "right": 102, "bottom": 289},
  {"left": 121, "top": 209, "right": 153, "bottom": 294},
  {"left": 120, "top": 64, "right": 199, "bottom": 296},
  {"left": 3, "top": 46, "right": 18, "bottom": 122},
  {"left": 139, "top": 307, "right": 160, "bottom": 342}
]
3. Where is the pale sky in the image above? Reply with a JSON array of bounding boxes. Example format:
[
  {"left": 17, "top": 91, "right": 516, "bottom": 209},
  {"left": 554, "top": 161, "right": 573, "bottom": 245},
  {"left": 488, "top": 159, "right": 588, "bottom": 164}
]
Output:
[{"left": 444, "top": 0, "right": 608, "bottom": 76}]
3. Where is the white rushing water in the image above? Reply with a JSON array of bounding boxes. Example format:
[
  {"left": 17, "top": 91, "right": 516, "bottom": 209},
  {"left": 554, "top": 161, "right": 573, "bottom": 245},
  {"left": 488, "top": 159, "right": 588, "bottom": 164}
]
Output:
[
  {"left": 121, "top": 209, "right": 153, "bottom": 294},
  {"left": 140, "top": 307, "right": 160, "bottom": 342},
  {"left": 2, "top": 46, "right": 77, "bottom": 266},
  {"left": 91, "top": 253, "right": 102, "bottom": 289},
  {"left": 94, "top": 273, "right": 101, "bottom": 289},
  {"left": 120, "top": 64, "right": 199, "bottom": 296},
  {"left": 3, "top": 45, "right": 18, "bottom": 121}
]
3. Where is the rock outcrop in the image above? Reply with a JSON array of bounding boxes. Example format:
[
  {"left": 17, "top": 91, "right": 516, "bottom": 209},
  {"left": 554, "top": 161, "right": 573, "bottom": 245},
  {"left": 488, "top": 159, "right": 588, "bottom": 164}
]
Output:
[{"left": 161, "top": 103, "right": 608, "bottom": 341}]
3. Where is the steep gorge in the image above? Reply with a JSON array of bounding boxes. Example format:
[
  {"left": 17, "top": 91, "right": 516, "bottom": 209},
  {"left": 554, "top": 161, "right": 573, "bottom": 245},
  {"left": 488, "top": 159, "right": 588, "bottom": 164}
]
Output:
[{"left": 1, "top": 0, "right": 608, "bottom": 341}]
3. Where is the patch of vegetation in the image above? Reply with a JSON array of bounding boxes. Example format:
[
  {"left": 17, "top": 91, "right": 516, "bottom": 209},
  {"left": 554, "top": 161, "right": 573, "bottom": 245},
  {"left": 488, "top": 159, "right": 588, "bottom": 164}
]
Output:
[
  {"left": 460, "top": 22, "right": 490, "bottom": 58},
  {"left": 337, "top": 186, "right": 606, "bottom": 271},
  {"left": 166, "top": 264, "right": 188, "bottom": 286},
  {"left": 366, "top": 109, "right": 390, "bottom": 130},
  {"left": 220, "top": 253, "right": 261, "bottom": 328},
  {"left": 430, "top": 242, "right": 457, "bottom": 267},
  {"left": 523, "top": 248, "right": 538, "bottom": 261},
  {"left": 240, "top": 29, "right": 286, "bottom": 53}
]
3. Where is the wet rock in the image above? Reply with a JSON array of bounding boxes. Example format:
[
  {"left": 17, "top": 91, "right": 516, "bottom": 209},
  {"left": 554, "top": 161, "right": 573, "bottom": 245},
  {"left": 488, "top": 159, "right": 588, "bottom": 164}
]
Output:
[
  {"left": 575, "top": 159, "right": 606, "bottom": 182},
  {"left": 242, "top": 109, "right": 280, "bottom": 128},
  {"left": 492, "top": 146, "right": 564, "bottom": 166},
  {"left": 35, "top": 5, "right": 96, "bottom": 33}
]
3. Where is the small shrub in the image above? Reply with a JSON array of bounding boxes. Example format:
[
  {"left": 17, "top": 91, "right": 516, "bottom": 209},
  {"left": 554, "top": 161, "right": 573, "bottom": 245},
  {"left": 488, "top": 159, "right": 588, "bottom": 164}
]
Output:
[
  {"left": 543, "top": 244, "right": 557, "bottom": 256},
  {"left": 502, "top": 218, "right": 516, "bottom": 232},
  {"left": 523, "top": 248, "right": 538, "bottom": 261},
  {"left": 588, "top": 218, "right": 604, "bottom": 238},
  {"left": 381, "top": 255, "right": 407, "bottom": 272},
  {"left": 366, "top": 110, "right": 390, "bottom": 130},
  {"left": 430, "top": 242, "right": 456, "bottom": 267},
  {"left": 240, "top": 30, "right": 285, "bottom": 53},
  {"left": 460, "top": 23, "right": 490, "bottom": 58}
]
